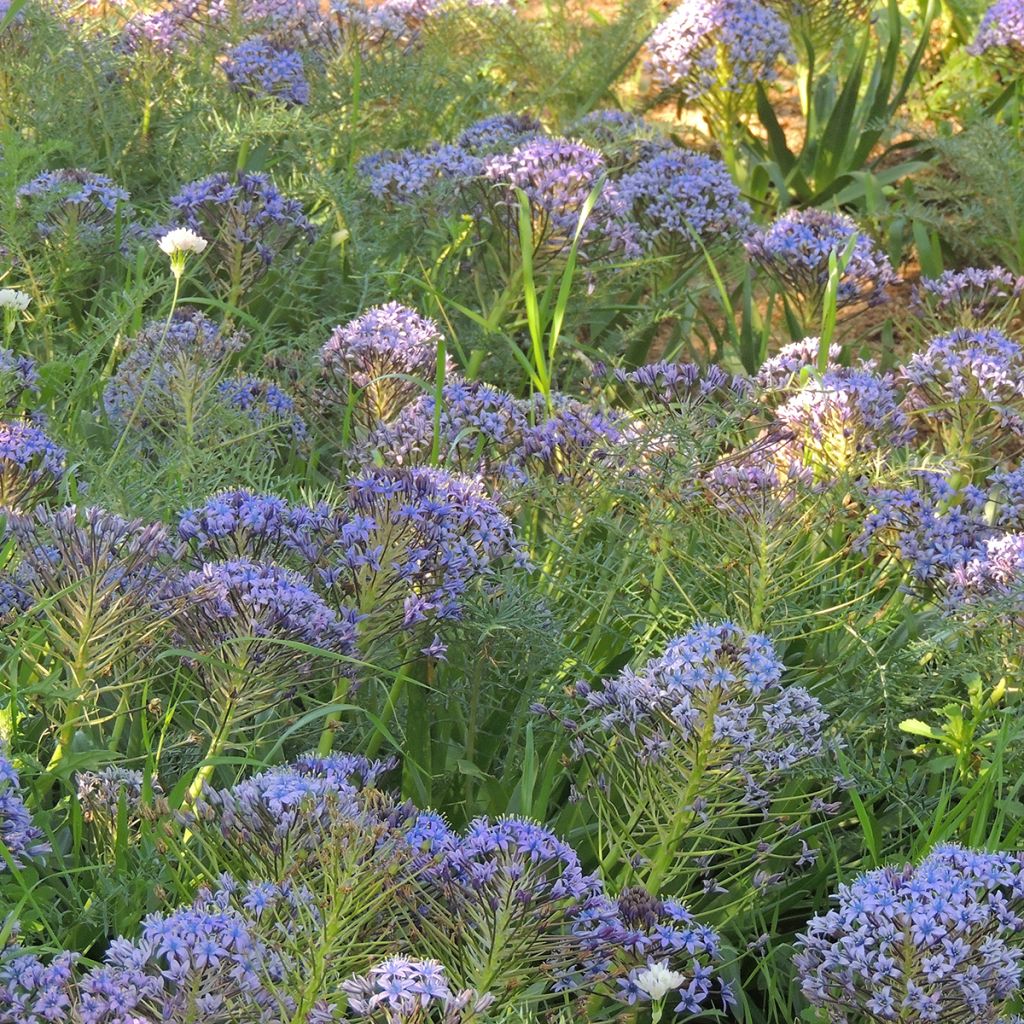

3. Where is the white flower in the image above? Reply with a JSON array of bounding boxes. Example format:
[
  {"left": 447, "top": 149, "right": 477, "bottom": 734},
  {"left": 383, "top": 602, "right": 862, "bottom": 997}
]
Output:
[
  {"left": 635, "top": 960, "right": 688, "bottom": 1001},
  {"left": 0, "top": 289, "right": 31, "bottom": 312},
  {"left": 158, "top": 228, "right": 208, "bottom": 257}
]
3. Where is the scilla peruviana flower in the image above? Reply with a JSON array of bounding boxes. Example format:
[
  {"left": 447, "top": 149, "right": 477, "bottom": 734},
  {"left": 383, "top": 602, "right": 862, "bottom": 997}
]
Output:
[{"left": 158, "top": 227, "right": 208, "bottom": 279}]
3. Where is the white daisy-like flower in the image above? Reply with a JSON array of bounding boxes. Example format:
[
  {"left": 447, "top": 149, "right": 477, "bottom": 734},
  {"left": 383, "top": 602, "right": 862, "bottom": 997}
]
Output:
[
  {"left": 158, "top": 228, "right": 208, "bottom": 257},
  {"left": 0, "top": 289, "right": 31, "bottom": 312},
  {"left": 635, "top": 960, "right": 688, "bottom": 1001}
]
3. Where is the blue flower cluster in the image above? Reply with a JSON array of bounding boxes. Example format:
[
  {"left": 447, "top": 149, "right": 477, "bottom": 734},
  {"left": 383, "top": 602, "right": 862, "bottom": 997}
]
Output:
[
  {"left": 899, "top": 327, "right": 1024, "bottom": 449},
  {"left": 358, "top": 144, "right": 483, "bottom": 208},
  {"left": 569, "top": 885, "right": 728, "bottom": 1013},
  {"left": 188, "top": 753, "right": 397, "bottom": 870},
  {"left": 914, "top": 266, "right": 1024, "bottom": 331},
  {"left": 16, "top": 168, "right": 135, "bottom": 248},
  {"left": 407, "top": 814, "right": 606, "bottom": 1000},
  {"left": 103, "top": 308, "right": 246, "bottom": 433},
  {"left": 222, "top": 36, "right": 310, "bottom": 106},
  {"left": 855, "top": 474, "right": 991, "bottom": 584},
  {"left": 215, "top": 375, "right": 309, "bottom": 443},
  {"left": 772, "top": 362, "right": 915, "bottom": 472},
  {"left": 617, "top": 147, "right": 753, "bottom": 256},
  {"left": 338, "top": 958, "right": 494, "bottom": 1024},
  {"left": 320, "top": 302, "right": 450, "bottom": 426},
  {"left": 480, "top": 135, "right": 639, "bottom": 263},
  {"left": 553, "top": 622, "right": 833, "bottom": 893},
  {"left": 0, "top": 348, "right": 39, "bottom": 412},
  {"left": 568, "top": 109, "right": 670, "bottom": 169},
  {"left": 0, "top": 879, "right": 296, "bottom": 1022},
  {"left": 613, "top": 360, "right": 754, "bottom": 414},
  {"left": 366, "top": 377, "right": 628, "bottom": 488},
  {"left": 177, "top": 467, "right": 523, "bottom": 644},
  {"left": 970, "top": 0, "right": 1024, "bottom": 58},
  {"left": 645, "top": 0, "right": 794, "bottom": 101},
  {"left": 795, "top": 844, "right": 1024, "bottom": 1023},
  {"left": 76, "top": 766, "right": 164, "bottom": 838},
  {"left": 167, "top": 171, "right": 315, "bottom": 291},
  {"left": 754, "top": 337, "right": 843, "bottom": 391},
  {"left": 120, "top": 0, "right": 327, "bottom": 55},
  {"left": 330, "top": 0, "right": 512, "bottom": 50},
  {"left": 0, "top": 419, "right": 66, "bottom": 511},
  {"left": 746, "top": 208, "right": 898, "bottom": 314},
  {"left": 171, "top": 558, "right": 360, "bottom": 685},
  {"left": 0, "top": 743, "right": 48, "bottom": 871}
]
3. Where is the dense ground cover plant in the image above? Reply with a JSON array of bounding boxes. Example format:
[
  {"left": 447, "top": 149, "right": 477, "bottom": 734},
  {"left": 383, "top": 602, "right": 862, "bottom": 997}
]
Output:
[{"left": 3, "top": 1, "right": 1024, "bottom": 1022}]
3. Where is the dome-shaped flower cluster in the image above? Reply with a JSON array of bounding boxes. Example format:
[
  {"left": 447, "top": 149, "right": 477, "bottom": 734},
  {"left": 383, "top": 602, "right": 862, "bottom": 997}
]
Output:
[{"left": 796, "top": 845, "right": 1024, "bottom": 1023}]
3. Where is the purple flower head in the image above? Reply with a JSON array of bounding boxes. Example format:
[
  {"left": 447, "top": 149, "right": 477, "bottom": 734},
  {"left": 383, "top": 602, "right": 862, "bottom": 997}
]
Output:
[
  {"left": 913, "top": 266, "right": 1024, "bottom": 331},
  {"left": 988, "top": 466, "right": 1024, "bottom": 530},
  {"left": 103, "top": 307, "right": 246, "bottom": 436},
  {"left": 899, "top": 328, "right": 1024, "bottom": 455},
  {"left": 568, "top": 110, "right": 672, "bottom": 170},
  {"left": 341, "top": 957, "right": 494, "bottom": 1022},
  {"left": 645, "top": 0, "right": 794, "bottom": 102},
  {"left": 615, "top": 361, "right": 754, "bottom": 417},
  {"left": 366, "top": 378, "right": 532, "bottom": 481},
  {"left": 188, "top": 754, "right": 402, "bottom": 875},
  {"left": 327, "top": 467, "right": 524, "bottom": 634},
  {"left": 179, "top": 489, "right": 296, "bottom": 563},
  {"left": 215, "top": 375, "right": 308, "bottom": 444},
  {"left": 357, "top": 144, "right": 483, "bottom": 208},
  {"left": 76, "top": 766, "right": 164, "bottom": 843},
  {"left": 944, "top": 532, "right": 1024, "bottom": 625},
  {"left": 121, "top": 0, "right": 221, "bottom": 54},
  {"left": 121, "top": 0, "right": 327, "bottom": 54},
  {"left": 773, "top": 363, "right": 914, "bottom": 472},
  {"left": 166, "top": 171, "right": 315, "bottom": 294},
  {"left": 755, "top": 337, "right": 842, "bottom": 390},
  {"left": 456, "top": 114, "right": 543, "bottom": 155},
  {"left": 330, "top": 0, "right": 512, "bottom": 49},
  {"left": 617, "top": 147, "right": 752, "bottom": 257},
  {"left": 16, "top": 168, "right": 135, "bottom": 248},
  {"left": 746, "top": 208, "right": 898, "bottom": 315},
  {"left": 170, "top": 560, "right": 360, "bottom": 711},
  {"left": 0, "top": 742, "right": 49, "bottom": 871},
  {"left": 0, "top": 948, "right": 78, "bottom": 1023},
  {"left": 416, "top": 816, "right": 603, "bottom": 1002},
  {"left": 566, "top": 886, "right": 724, "bottom": 1014},
  {"left": 7, "top": 880, "right": 296, "bottom": 1024},
  {"left": 795, "top": 845, "right": 1024, "bottom": 1024},
  {"left": 179, "top": 470, "right": 522, "bottom": 648},
  {"left": 702, "top": 440, "right": 814, "bottom": 516},
  {"left": 855, "top": 474, "right": 992, "bottom": 584},
  {"left": 0, "top": 348, "right": 39, "bottom": 413},
  {"left": 519, "top": 393, "right": 628, "bottom": 485},
  {"left": 554, "top": 624, "right": 833, "bottom": 892},
  {"left": 10, "top": 505, "right": 175, "bottom": 675},
  {"left": 970, "top": 0, "right": 1024, "bottom": 58},
  {"left": 367, "top": 381, "right": 627, "bottom": 488},
  {"left": 480, "top": 136, "right": 639, "bottom": 264},
  {"left": 0, "top": 574, "right": 31, "bottom": 626},
  {"left": 320, "top": 303, "right": 451, "bottom": 426},
  {"left": 222, "top": 36, "right": 310, "bottom": 106},
  {"left": 0, "top": 419, "right": 65, "bottom": 510}
]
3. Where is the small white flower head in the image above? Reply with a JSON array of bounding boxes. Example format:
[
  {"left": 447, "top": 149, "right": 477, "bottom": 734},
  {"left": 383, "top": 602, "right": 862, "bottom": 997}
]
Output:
[
  {"left": 0, "top": 289, "right": 31, "bottom": 312},
  {"left": 158, "top": 228, "right": 208, "bottom": 257},
  {"left": 158, "top": 228, "right": 208, "bottom": 279},
  {"left": 635, "top": 960, "right": 688, "bottom": 1001}
]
